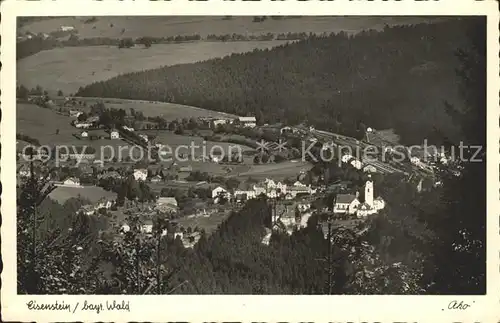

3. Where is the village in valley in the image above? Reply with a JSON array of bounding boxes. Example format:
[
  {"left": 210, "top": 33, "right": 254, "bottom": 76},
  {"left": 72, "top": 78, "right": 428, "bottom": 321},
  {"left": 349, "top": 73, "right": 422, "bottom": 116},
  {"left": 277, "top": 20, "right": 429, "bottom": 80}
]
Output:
[
  {"left": 17, "top": 89, "right": 455, "bottom": 250},
  {"left": 14, "top": 16, "right": 484, "bottom": 296}
]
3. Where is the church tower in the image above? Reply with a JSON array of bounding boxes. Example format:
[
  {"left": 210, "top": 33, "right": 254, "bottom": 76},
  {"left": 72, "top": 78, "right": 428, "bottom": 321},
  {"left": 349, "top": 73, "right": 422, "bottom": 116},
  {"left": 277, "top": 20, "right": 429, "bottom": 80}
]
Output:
[{"left": 365, "top": 175, "right": 374, "bottom": 207}]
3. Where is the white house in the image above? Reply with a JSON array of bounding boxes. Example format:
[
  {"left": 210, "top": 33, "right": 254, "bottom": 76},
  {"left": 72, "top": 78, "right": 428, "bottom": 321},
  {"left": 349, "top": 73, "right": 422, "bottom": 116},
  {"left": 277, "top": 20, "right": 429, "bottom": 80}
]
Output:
[
  {"left": 96, "top": 198, "right": 114, "bottom": 210},
  {"left": 133, "top": 169, "right": 148, "bottom": 181},
  {"left": 141, "top": 220, "right": 154, "bottom": 234},
  {"left": 341, "top": 154, "right": 353, "bottom": 163},
  {"left": 410, "top": 156, "right": 421, "bottom": 165},
  {"left": 213, "top": 119, "right": 229, "bottom": 127},
  {"left": 350, "top": 159, "right": 363, "bottom": 170},
  {"left": 280, "top": 126, "right": 292, "bottom": 134},
  {"left": 297, "top": 203, "right": 311, "bottom": 213},
  {"left": 110, "top": 130, "right": 120, "bottom": 140},
  {"left": 120, "top": 223, "right": 131, "bottom": 234},
  {"left": 81, "top": 131, "right": 89, "bottom": 138},
  {"left": 293, "top": 181, "right": 306, "bottom": 187},
  {"left": 212, "top": 186, "right": 230, "bottom": 203},
  {"left": 123, "top": 126, "right": 135, "bottom": 132},
  {"left": 238, "top": 116, "right": 257, "bottom": 128}
]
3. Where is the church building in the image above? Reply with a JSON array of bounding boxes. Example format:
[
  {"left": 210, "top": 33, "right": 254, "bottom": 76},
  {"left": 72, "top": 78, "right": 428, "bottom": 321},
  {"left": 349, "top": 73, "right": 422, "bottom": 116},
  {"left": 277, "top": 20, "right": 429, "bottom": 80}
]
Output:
[{"left": 333, "top": 175, "right": 385, "bottom": 218}]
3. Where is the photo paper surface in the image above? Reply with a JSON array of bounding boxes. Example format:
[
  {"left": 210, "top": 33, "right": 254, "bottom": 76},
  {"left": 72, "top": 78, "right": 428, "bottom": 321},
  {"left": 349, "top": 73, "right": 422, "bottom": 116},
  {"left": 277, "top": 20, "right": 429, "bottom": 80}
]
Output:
[{"left": 1, "top": 0, "right": 499, "bottom": 322}]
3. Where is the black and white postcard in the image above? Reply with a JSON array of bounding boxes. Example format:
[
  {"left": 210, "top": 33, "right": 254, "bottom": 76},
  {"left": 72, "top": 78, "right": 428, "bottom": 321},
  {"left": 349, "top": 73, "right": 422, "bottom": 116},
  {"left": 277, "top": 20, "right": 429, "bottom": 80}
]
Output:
[{"left": 1, "top": 0, "right": 499, "bottom": 322}]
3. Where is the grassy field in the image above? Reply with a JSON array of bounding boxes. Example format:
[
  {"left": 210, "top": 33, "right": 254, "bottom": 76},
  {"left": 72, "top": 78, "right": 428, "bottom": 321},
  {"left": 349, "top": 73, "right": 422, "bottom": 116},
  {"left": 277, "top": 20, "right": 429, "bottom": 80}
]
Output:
[
  {"left": 17, "top": 103, "right": 77, "bottom": 144},
  {"left": 174, "top": 210, "right": 232, "bottom": 235},
  {"left": 17, "top": 41, "right": 288, "bottom": 94},
  {"left": 20, "top": 16, "right": 441, "bottom": 39},
  {"left": 75, "top": 97, "right": 238, "bottom": 119},
  {"left": 237, "top": 160, "right": 312, "bottom": 181},
  {"left": 148, "top": 132, "right": 253, "bottom": 156},
  {"left": 17, "top": 103, "right": 251, "bottom": 162},
  {"left": 17, "top": 103, "right": 136, "bottom": 159}
]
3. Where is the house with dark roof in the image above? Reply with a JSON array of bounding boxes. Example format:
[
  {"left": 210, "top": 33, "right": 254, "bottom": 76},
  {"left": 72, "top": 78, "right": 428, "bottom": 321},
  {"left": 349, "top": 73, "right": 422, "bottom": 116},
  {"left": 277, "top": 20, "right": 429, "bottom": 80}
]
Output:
[{"left": 333, "top": 193, "right": 360, "bottom": 215}]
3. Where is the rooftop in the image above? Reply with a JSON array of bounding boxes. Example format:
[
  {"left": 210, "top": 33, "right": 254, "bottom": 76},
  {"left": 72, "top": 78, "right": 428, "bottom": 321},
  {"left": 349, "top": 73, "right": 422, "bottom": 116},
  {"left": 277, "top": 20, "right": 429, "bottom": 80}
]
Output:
[
  {"left": 239, "top": 116, "right": 257, "bottom": 122},
  {"left": 335, "top": 194, "right": 357, "bottom": 204}
]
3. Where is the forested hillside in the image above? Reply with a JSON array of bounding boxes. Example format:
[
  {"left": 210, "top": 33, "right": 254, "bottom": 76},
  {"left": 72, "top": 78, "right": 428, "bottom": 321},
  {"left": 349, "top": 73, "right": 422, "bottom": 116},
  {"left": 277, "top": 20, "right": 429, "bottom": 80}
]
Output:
[{"left": 77, "top": 18, "right": 479, "bottom": 145}]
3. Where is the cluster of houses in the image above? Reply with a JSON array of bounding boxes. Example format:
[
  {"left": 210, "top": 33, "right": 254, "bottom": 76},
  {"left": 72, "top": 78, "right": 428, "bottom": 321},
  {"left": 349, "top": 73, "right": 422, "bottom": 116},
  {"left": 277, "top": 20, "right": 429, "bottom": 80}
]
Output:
[
  {"left": 117, "top": 196, "right": 203, "bottom": 248},
  {"left": 211, "top": 178, "right": 317, "bottom": 204}
]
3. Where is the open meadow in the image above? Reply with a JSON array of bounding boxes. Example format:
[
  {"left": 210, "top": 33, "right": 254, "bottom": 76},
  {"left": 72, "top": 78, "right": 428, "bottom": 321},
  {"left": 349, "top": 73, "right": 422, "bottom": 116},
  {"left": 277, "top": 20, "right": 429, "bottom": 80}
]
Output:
[
  {"left": 173, "top": 210, "right": 232, "bottom": 235},
  {"left": 17, "top": 103, "right": 77, "bottom": 144},
  {"left": 74, "top": 97, "right": 238, "bottom": 119},
  {"left": 17, "top": 102, "right": 252, "bottom": 162},
  {"left": 19, "top": 16, "right": 440, "bottom": 40},
  {"left": 237, "top": 160, "right": 312, "bottom": 181},
  {"left": 17, "top": 103, "right": 134, "bottom": 159},
  {"left": 17, "top": 41, "right": 288, "bottom": 94}
]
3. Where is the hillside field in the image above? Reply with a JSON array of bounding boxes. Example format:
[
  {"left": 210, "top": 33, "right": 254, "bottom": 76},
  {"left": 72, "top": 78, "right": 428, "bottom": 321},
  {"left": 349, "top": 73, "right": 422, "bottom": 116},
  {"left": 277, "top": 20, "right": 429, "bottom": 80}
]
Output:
[
  {"left": 19, "top": 16, "right": 440, "bottom": 40},
  {"left": 17, "top": 41, "right": 289, "bottom": 94},
  {"left": 16, "top": 102, "right": 251, "bottom": 161},
  {"left": 74, "top": 97, "right": 238, "bottom": 119}
]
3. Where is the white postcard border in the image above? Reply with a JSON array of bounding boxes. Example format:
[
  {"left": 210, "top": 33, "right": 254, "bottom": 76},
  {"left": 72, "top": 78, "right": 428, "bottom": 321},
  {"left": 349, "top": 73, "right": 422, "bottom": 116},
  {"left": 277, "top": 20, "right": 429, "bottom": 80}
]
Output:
[{"left": 1, "top": 0, "right": 499, "bottom": 322}]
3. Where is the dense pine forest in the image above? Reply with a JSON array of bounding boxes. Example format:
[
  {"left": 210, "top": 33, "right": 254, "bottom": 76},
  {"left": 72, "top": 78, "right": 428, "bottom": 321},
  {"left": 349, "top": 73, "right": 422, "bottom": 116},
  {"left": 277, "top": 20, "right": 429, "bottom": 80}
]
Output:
[{"left": 77, "top": 18, "right": 479, "bottom": 145}]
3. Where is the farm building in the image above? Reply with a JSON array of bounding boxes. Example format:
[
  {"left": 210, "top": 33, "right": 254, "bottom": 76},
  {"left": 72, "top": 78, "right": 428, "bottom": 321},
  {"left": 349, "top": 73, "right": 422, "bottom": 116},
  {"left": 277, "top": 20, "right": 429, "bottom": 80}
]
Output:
[
  {"left": 81, "top": 131, "right": 89, "bottom": 138},
  {"left": 238, "top": 116, "right": 257, "bottom": 128}
]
